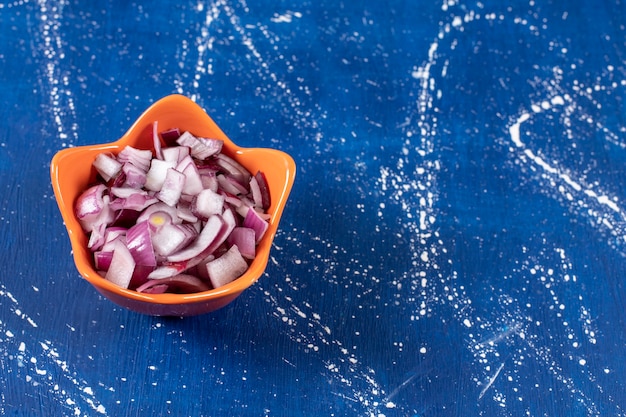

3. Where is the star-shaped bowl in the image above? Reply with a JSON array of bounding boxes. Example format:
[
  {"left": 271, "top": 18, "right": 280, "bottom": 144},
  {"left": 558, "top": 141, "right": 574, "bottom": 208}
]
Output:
[{"left": 50, "top": 95, "right": 296, "bottom": 316}]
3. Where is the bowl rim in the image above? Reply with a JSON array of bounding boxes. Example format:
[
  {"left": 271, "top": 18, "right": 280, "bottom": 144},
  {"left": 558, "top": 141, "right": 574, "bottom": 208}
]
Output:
[{"left": 50, "top": 94, "right": 296, "bottom": 306}]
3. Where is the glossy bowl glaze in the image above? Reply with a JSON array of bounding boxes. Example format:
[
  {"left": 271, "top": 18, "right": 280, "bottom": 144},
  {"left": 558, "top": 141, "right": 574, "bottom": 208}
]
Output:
[{"left": 50, "top": 95, "right": 296, "bottom": 316}]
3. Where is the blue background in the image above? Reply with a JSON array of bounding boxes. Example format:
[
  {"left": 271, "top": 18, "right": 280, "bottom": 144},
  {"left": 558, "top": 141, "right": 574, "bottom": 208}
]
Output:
[{"left": 1, "top": 0, "right": 626, "bottom": 416}]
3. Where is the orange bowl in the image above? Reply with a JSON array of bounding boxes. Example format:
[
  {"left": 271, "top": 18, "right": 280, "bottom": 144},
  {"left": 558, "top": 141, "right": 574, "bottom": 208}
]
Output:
[{"left": 50, "top": 95, "right": 296, "bottom": 316}]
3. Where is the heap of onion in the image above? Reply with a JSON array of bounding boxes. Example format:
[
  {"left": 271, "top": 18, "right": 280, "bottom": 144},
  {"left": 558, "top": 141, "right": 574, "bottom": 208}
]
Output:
[{"left": 74, "top": 125, "right": 271, "bottom": 294}]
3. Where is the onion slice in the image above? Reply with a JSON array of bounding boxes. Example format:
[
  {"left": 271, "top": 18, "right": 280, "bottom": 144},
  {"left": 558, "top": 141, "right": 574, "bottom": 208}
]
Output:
[
  {"left": 104, "top": 239, "right": 136, "bottom": 289},
  {"left": 243, "top": 208, "right": 269, "bottom": 243},
  {"left": 205, "top": 245, "right": 249, "bottom": 288},
  {"left": 75, "top": 184, "right": 114, "bottom": 233},
  {"left": 93, "top": 153, "right": 122, "bottom": 182},
  {"left": 153, "top": 121, "right": 163, "bottom": 160},
  {"left": 166, "top": 214, "right": 224, "bottom": 262},
  {"left": 255, "top": 171, "right": 271, "bottom": 210},
  {"left": 118, "top": 146, "right": 152, "bottom": 172},
  {"left": 126, "top": 220, "right": 157, "bottom": 267},
  {"left": 136, "top": 274, "right": 211, "bottom": 294},
  {"left": 227, "top": 227, "right": 256, "bottom": 259}
]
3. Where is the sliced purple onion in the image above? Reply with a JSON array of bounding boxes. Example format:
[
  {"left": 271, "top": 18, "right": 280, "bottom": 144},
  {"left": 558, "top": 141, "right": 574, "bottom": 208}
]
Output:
[
  {"left": 215, "top": 153, "right": 251, "bottom": 184},
  {"left": 198, "top": 168, "right": 219, "bottom": 191},
  {"left": 243, "top": 208, "right": 269, "bottom": 243},
  {"left": 249, "top": 175, "right": 263, "bottom": 209},
  {"left": 156, "top": 168, "right": 186, "bottom": 207},
  {"left": 101, "top": 229, "right": 127, "bottom": 251},
  {"left": 110, "top": 186, "right": 149, "bottom": 199},
  {"left": 175, "top": 202, "right": 198, "bottom": 223},
  {"left": 147, "top": 263, "right": 189, "bottom": 279},
  {"left": 104, "top": 239, "right": 136, "bottom": 289},
  {"left": 108, "top": 191, "right": 158, "bottom": 212},
  {"left": 202, "top": 207, "right": 237, "bottom": 257},
  {"left": 118, "top": 146, "right": 152, "bottom": 172},
  {"left": 198, "top": 137, "right": 224, "bottom": 158},
  {"left": 129, "top": 264, "right": 154, "bottom": 289},
  {"left": 166, "top": 214, "right": 224, "bottom": 262},
  {"left": 140, "top": 283, "right": 169, "bottom": 294},
  {"left": 152, "top": 222, "right": 198, "bottom": 257},
  {"left": 110, "top": 209, "right": 141, "bottom": 229},
  {"left": 93, "top": 153, "right": 122, "bottom": 182},
  {"left": 176, "top": 131, "right": 223, "bottom": 160},
  {"left": 144, "top": 159, "right": 177, "bottom": 192},
  {"left": 75, "top": 129, "right": 272, "bottom": 294},
  {"left": 217, "top": 174, "right": 249, "bottom": 196},
  {"left": 152, "top": 121, "right": 163, "bottom": 160},
  {"left": 176, "top": 156, "right": 204, "bottom": 196},
  {"left": 160, "top": 127, "right": 181, "bottom": 143},
  {"left": 221, "top": 192, "right": 244, "bottom": 209},
  {"left": 191, "top": 188, "right": 224, "bottom": 220},
  {"left": 94, "top": 250, "right": 113, "bottom": 271},
  {"left": 204, "top": 245, "right": 249, "bottom": 289},
  {"left": 122, "top": 162, "right": 147, "bottom": 189},
  {"left": 136, "top": 274, "right": 211, "bottom": 294},
  {"left": 162, "top": 145, "right": 190, "bottom": 164},
  {"left": 255, "top": 171, "right": 271, "bottom": 210},
  {"left": 126, "top": 220, "right": 157, "bottom": 267},
  {"left": 136, "top": 202, "right": 182, "bottom": 225},
  {"left": 227, "top": 227, "right": 256, "bottom": 259},
  {"left": 75, "top": 184, "right": 115, "bottom": 233},
  {"left": 87, "top": 221, "right": 108, "bottom": 251}
]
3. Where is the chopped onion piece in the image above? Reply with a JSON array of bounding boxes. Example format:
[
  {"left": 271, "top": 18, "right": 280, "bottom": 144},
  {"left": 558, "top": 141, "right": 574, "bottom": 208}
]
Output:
[
  {"left": 75, "top": 184, "right": 114, "bottom": 233},
  {"left": 222, "top": 192, "right": 244, "bottom": 209},
  {"left": 126, "top": 220, "right": 157, "bottom": 267},
  {"left": 176, "top": 155, "right": 204, "bottom": 195},
  {"left": 110, "top": 187, "right": 148, "bottom": 199},
  {"left": 192, "top": 188, "right": 224, "bottom": 220},
  {"left": 152, "top": 121, "right": 163, "bottom": 160},
  {"left": 94, "top": 250, "right": 113, "bottom": 271},
  {"left": 136, "top": 202, "right": 182, "bottom": 225},
  {"left": 136, "top": 274, "right": 210, "bottom": 294},
  {"left": 227, "top": 227, "right": 256, "bottom": 259},
  {"left": 130, "top": 264, "right": 154, "bottom": 289},
  {"left": 152, "top": 222, "right": 197, "bottom": 257},
  {"left": 87, "top": 221, "right": 108, "bottom": 251},
  {"left": 205, "top": 245, "right": 249, "bottom": 288},
  {"left": 255, "top": 171, "right": 271, "bottom": 210},
  {"left": 118, "top": 146, "right": 152, "bottom": 172},
  {"left": 203, "top": 207, "right": 237, "bottom": 256},
  {"left": 162, "top": 146, "right": 190, "bottom": 164},
  {"left": 243, "top": 208, "right": 269, "bottom": 243},
  {"left": 160, "top": 127, "right": 181, "bottom": 143},
  {"left": 147, "top": 263, "right": 188, "bottom": 279},
  {"left": 144, "top": 159, "right": 177, "bottom": 192},
  {"left": 175, "top": 203, "right": 198, "bottom": 223},
  {"left": 122, "top": 162, "right": 147, "bottom": 189},
  {"left": 101, "top": 230, "right": 127, "bottom": 252},
  {"left": 176, "top": 131, "right": 223, "bottom": 159},
  {"left": 217, "top": 174, "right": 248, "bottom": 195},
  {"left": 156, "top": 168, "right": 186, "bottom": 206},
  {"left": 215, "top": 153, "right": 251, "bottom": 184},
  {"left": 93, "top": 153, "right": 122, "bottom": 182},
  {"left": 104, "top": 239, "right": 136, "bottom": 289},
  {"left": 147, "top": 210, "right": 174, "bottom": 229},
  {"left": 249, "top": 176, "right": 263, "bottom": 209},
  {"left": 108, "top": 192, "right": 158, "bottom": 212},
  {"left": 167, "top": 214, "right": 224, "bottom": 262},
  {"left": 141, "top": 284, "right": 169, "bottom": 294},
  {"left": 198, "top": 167, "right": 219, "bottom": 191}
]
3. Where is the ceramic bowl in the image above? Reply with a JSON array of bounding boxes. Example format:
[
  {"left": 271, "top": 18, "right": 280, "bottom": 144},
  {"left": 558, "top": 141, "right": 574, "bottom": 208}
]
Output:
[{"left": 50, "top": 95, "right": 295, "bottom": 316}]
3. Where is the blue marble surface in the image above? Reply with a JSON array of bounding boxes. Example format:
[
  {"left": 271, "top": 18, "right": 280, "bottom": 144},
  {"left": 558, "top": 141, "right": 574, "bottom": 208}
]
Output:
[{"left": 1, "top": 0, "right": 626, "bottom": 415}]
